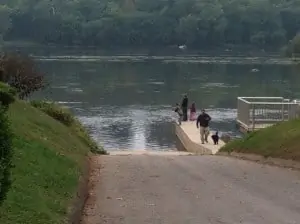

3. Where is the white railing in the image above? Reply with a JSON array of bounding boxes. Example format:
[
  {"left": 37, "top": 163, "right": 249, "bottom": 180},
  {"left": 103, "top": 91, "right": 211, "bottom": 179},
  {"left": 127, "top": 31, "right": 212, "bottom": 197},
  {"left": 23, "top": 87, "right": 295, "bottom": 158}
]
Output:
[{"left": 237, "top": 97, "right": 300, "bottom": 132}]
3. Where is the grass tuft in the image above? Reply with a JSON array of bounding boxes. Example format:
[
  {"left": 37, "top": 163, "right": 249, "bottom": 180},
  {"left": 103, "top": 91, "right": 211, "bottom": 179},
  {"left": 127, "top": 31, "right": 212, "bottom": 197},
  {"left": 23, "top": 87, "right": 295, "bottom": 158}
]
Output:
[
  {"left": 30, "top": 100, "right": 75, "bottom": 126},
  {"left": 30, "top": 100, "right": 106, "bottom": 155},
  {"left": 220, "top": 119, "right": 300, "bottom": 161}
]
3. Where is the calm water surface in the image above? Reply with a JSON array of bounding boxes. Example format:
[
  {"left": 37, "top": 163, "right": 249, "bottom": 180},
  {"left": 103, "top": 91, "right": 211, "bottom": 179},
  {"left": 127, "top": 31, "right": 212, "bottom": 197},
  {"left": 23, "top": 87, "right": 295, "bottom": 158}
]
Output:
[{"left": 35, "top": 59, "right": 300, "bottom": 151}]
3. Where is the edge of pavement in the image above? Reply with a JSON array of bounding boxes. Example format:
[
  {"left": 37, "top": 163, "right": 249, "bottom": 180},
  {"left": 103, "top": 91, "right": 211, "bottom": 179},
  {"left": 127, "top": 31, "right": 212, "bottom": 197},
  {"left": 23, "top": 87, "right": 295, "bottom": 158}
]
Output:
[
  {"left": 217, "top": 152, "right": 300, "bottom": 170},
  {"left": 68, "top": 153, "right": 92, "bottom": 224}
]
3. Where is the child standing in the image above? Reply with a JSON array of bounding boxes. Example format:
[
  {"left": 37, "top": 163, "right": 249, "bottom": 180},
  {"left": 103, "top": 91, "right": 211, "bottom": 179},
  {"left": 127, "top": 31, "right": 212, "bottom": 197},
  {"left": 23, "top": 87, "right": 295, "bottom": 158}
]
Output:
[
  {"left": 174, "top": 103, "right": 183, "bottom": 125},
  {"left": 190, "top": 102, "right": 197, "bottom": 121}
]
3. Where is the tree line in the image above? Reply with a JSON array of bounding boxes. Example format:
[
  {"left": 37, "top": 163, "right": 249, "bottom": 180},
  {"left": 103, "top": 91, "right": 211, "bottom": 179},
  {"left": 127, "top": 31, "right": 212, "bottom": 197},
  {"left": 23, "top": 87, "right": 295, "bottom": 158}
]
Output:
[{"left": 1, "top": 0, "right": 300, "bottom": 50}]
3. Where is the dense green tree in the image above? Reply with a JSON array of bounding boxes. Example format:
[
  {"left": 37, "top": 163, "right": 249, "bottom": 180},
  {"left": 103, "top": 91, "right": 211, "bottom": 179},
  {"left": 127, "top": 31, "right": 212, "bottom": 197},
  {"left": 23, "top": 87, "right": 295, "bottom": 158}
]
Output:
[
  {"left": 0, "top": 5, "right": 11, "bottom": 42},
  {"left": 285, "top": 34, "right": 300, "bottom": 56},
  {"left": 0, "top": 0, "right": 300, "bottom": 49}
]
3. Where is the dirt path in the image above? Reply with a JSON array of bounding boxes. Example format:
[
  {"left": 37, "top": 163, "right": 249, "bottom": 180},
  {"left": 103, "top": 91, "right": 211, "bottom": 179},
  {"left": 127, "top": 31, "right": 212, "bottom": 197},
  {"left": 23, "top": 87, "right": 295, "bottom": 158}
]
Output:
[{"left": 82, "top": 154, "right": 300, "bottom": 224}]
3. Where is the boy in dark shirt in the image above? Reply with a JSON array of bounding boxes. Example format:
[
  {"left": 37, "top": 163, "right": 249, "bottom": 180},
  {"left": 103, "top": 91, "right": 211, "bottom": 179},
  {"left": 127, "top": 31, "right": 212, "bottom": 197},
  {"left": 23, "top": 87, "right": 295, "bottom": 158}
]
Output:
[{"left": 196, "top": 109, "right": 211, "bottom": 144}]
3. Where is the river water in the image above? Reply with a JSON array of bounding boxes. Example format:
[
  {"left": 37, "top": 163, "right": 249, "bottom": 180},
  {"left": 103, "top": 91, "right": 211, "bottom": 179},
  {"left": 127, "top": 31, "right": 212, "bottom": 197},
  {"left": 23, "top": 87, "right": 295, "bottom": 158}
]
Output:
[{"left": 31, "top": 54, "right": 300, "bottom": 151}]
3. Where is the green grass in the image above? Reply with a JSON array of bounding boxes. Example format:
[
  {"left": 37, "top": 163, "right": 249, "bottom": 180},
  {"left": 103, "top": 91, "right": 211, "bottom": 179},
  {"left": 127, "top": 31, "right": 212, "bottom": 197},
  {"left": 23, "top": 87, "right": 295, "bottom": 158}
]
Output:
[
  {"left": 30, "top": 100, "right": 106, "bottom": 154},
  {"left": 0, "top": 99, "right": 101, "bottom": 224},
  {"left": 221, "top": 119, "right": 300, "bottom": 161}
]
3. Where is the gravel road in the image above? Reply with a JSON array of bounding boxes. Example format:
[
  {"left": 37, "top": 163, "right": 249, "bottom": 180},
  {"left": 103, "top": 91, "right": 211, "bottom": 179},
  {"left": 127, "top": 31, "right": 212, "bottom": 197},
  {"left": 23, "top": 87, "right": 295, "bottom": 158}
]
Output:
[{"left": 82, "top": 154, "right": 300, "bottom": 224}]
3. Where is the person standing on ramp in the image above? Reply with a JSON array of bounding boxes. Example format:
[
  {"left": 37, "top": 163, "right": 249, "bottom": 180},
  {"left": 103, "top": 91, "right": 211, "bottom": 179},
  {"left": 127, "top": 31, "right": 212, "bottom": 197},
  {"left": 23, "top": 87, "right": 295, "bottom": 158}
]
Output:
[
  {"left": 181, "top": 94, "right": 188, "bottom": 121},
  {"left": 196, "top": 109, "right": 211, "bottom": 144}
]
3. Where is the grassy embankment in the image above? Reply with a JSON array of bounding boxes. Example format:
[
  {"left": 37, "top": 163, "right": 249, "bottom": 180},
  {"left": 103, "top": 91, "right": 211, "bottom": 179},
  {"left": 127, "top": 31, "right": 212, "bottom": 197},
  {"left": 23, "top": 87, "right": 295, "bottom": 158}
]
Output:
[
  {"left": 221, "top": 120, "right": 300, "bottom": 161},
  {"left": 0, "top": 84, "right": 105, "bottom": 224}
]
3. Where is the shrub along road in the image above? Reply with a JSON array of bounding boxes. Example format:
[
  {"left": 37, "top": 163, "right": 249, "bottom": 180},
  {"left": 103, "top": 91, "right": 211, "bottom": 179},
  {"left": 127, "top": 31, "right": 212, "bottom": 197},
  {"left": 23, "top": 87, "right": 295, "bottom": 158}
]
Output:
[{"left": 82, "top": 154, "right": 300, "bottom": 224}]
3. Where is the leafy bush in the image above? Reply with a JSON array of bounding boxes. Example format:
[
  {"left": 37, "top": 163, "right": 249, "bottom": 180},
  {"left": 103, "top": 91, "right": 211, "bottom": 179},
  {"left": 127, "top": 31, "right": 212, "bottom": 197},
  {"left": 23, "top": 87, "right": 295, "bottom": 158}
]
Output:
[
  {"left": 0, "top": 91, "right": 14, "bottom": 108},
  {"left": 285, "top": 34, "right": 300, "bottom": 57},
  {"left": 0, "top": 82, "right": 16, "bottom": 108},
  {"left": 31, "top": 100, "right": 107, "bottom": 154},
  {"left": 0, "top": 82, "right": 16, "bottom": 204},
  {"left": 0, "top": 53, "right": 46, "bottom": 99},
  {"left": 0, "top": 107, "right": 13, "bottom": 204},
  {"left": 30, "top": 100, "right": 75, "bottom": 126},
  {"left": 0, "top": 82, "right": 17, "bottom": 97}
]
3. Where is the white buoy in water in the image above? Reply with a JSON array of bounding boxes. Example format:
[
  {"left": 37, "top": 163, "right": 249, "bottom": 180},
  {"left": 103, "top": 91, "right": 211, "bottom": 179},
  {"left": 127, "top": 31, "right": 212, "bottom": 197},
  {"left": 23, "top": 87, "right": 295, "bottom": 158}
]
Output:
[
  {"left": 178, "top": 45, "right": 187, "bottom": 50},
  {"left": 251, "top": 68, "right": 259, "bottom": 72}
]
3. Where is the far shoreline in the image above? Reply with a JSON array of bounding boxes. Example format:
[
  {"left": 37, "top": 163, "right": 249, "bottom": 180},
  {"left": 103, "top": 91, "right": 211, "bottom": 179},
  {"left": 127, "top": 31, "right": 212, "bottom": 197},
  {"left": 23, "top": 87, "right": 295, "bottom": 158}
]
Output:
[
  {"left": 0, "top": 40, "right": 287, "bottom": 55},
  {"left": 32, "top": 55, "right": 298, "bottom": 65},
  {"left": 1, "top": 41, "right": 299, "bottom": 65}
]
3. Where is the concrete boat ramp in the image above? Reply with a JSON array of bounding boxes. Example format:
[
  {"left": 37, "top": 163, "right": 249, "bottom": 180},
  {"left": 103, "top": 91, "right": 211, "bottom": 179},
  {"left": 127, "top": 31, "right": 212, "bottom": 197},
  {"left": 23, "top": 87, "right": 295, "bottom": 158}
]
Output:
[
  {"left": 83, "top": 153, "right": 300, "bottom": 224},
  {"left": 175, "top": 121, "right": 225, "bottom": 154},
  {"left": 108, "top": 150, "right": 194, "bottom": 156},
  {"left": 108, "top": 121, "right": 225, "bottom": 156},
  {"left": 82, "top": 122, "right": 300, "bottom": 224}
]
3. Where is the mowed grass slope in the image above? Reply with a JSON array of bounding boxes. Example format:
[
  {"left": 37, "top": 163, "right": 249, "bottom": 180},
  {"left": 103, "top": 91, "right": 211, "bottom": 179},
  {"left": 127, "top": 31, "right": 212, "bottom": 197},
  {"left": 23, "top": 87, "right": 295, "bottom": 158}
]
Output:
[
  {"left": 0, "top": 100, "right": 94, "bottom": 224},
  {"left": 221, "top": 119, "right": 300, "bottom": 161}
]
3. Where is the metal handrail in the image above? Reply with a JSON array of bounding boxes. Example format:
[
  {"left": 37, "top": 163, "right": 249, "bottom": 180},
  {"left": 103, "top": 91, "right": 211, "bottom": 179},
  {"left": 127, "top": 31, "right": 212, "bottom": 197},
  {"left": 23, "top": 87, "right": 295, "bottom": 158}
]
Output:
[
  {"left": 247, "top": 102, "right": 297, "bottom": 105},
  {"left": 237, "top": 96, "right": 299, "bottom": 132},
  {"left": 238, "top": 97, "right": 284, "bottom": 100}
]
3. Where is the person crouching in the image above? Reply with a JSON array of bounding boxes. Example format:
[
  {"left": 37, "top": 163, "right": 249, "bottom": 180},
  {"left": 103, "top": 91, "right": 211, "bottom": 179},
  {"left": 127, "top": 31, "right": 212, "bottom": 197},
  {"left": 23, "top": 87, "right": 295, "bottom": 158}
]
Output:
[{"left": 174, "top": 103, "right": 183, "bottom": 125}]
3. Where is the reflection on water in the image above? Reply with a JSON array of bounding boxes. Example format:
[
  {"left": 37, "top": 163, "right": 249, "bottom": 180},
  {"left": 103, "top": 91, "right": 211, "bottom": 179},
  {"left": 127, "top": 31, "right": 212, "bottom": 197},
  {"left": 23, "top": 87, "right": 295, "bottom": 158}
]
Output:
[
  {"left": 68, "top": 104, "right": 236, "bottom": 150},
  {"left": 35, "top": 60, "right": 300, "bottom": 151}
]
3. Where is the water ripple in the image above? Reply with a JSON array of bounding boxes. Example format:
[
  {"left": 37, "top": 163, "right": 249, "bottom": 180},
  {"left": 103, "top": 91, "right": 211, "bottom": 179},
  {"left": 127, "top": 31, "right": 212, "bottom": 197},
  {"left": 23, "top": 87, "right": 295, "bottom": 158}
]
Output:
[{"left": 75, "top": 105, "right": 238, "bottom": 150}]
